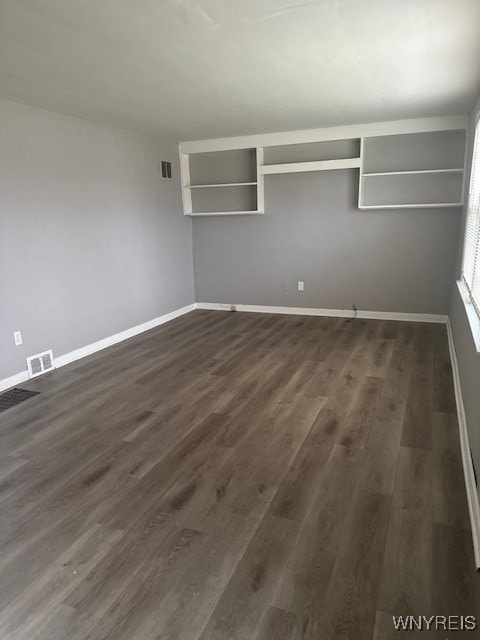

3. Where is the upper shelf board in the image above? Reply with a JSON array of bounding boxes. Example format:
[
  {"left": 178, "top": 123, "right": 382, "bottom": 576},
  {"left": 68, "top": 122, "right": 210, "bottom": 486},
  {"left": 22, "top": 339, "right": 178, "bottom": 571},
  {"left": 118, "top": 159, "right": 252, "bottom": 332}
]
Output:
[{"left": 179, "top": 115, "right": 468, "bottom": 154}]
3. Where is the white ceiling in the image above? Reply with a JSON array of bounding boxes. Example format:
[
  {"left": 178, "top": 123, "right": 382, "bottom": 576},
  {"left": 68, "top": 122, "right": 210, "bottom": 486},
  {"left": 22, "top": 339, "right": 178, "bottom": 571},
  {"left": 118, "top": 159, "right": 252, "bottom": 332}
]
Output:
[{"left": 1, "top": 0, "right": 479, "bottom": 141}]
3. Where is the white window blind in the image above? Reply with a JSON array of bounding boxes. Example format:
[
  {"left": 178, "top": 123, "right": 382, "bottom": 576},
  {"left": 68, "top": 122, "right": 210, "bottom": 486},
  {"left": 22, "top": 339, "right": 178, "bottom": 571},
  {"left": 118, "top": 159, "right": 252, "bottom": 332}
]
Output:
[{"left": 462, "top": 116, "right": 480, "bottom": 316}]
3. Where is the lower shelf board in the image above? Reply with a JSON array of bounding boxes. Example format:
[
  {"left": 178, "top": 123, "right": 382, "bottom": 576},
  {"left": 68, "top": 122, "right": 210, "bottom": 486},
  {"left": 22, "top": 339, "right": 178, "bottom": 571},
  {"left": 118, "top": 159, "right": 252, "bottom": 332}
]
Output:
[
  {"left": 359, "top": 202, "right": 463, "bottom": 209},
  {"left": 186, "top": 210, "right": 264, "bottom": 216}
]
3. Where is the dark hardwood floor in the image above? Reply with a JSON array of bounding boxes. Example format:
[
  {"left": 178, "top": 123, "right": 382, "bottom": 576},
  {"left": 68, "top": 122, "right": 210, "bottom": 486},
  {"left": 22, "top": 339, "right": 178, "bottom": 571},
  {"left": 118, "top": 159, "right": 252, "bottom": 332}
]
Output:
[{"left": 0, "top": 310, "right": 478, "bottom": 639}]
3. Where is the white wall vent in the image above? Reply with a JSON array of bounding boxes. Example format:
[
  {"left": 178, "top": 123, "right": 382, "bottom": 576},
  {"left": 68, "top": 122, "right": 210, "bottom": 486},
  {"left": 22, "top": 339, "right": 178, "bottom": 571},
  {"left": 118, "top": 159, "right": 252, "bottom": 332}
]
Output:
[{"left": 26, "top": 349, "right": 55, "bottom": 379}]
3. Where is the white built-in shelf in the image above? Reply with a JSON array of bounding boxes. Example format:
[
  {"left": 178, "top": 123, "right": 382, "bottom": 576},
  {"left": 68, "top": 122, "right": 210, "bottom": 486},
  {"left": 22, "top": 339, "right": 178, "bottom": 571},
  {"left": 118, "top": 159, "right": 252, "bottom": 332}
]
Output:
[
  {"left": 358, "top": 129, "right": 466, "bottom": 209},
  {"left": 179, "top": 120, "right": 468, "bottom": 215},
  {"left": 187, "top": 182, "right": 257, "bottom": 189},
  {"left": 362, "top": 168, "right": 464, "bottom": 177},
  {"left": 260, "top": 157, "right": 361, "bottom": 175},
  {"left": 180, "top": 147, "right": 263, "bottom": 216}
]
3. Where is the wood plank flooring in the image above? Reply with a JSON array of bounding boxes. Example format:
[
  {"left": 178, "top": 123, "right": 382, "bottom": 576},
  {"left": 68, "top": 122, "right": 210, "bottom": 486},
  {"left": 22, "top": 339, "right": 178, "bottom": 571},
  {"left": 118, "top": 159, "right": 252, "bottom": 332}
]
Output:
[{"left": 0, "top": 310, "right": 478, "bottom": 639}]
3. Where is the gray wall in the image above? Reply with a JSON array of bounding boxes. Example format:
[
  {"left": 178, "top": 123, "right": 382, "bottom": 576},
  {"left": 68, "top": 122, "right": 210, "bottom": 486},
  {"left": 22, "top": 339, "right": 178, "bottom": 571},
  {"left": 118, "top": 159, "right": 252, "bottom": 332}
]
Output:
[
  {"left": 449, "top": 94, "right": 480, "bottom": 483},
  {"left": 192, "top": 170, "right": 461, "bottom": 314},
  {"left": 0, "top": 99, "right": 194, "bottom": 381}
]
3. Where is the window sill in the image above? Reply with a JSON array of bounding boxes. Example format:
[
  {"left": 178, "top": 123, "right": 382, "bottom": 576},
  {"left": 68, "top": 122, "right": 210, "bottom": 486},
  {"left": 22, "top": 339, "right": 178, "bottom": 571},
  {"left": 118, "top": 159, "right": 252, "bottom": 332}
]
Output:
[{"left": 456, "top": 280, "right": 480, "bottom": 353}]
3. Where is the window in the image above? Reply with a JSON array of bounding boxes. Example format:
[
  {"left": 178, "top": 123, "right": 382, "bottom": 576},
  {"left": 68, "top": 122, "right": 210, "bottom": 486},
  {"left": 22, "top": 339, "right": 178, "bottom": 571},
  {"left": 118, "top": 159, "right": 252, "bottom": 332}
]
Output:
[{"left": 462, "top": 115, "right": 480, "bottom": 317}]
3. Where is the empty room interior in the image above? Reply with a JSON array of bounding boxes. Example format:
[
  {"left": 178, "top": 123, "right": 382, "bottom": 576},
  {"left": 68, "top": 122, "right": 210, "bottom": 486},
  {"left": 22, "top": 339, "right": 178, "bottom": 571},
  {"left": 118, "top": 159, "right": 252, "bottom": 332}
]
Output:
[{"left": 2, "top": 1, "right": 480, "bottom": 638}]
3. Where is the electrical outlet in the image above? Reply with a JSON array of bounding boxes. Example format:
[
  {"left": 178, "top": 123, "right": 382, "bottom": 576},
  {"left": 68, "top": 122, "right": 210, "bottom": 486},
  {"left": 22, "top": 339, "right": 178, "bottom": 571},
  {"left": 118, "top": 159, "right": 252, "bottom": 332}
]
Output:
[
  {"left": 13, "top": 331, "right": 22, "bottom": 346},
  {"left": 298, "top": 281, "right": 304, "bottom": 291},
  {"left": 282, "top": 281, "right": 288, "bottom": 291}
]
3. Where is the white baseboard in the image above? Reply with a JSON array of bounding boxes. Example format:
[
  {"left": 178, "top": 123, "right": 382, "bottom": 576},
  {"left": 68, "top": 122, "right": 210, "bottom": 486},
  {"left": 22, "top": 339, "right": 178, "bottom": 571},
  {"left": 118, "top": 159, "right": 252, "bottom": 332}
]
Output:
[
  {"left": 0, "top": 370, "right": 30, "bottom": 393},
  {"left": 0, "top": 303, "right": 196, "bottom": 391},
  {"left": 446, "top": 319, "right": 480, "bottom": 570},
  {"left": 54, "top": 303, "right": 196, "bottom": 369},
  {"left": 196, "top": 302, "right": 448, "bottom": 324}
]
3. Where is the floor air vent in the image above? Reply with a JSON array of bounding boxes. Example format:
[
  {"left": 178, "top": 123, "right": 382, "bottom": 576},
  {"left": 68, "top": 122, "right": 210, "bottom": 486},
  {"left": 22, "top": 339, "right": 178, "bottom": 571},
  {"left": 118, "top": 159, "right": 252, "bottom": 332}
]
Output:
[
  {"left": 0, "top": 388, "right": 40, "bottom": 412},
  {"left": 26, "top": 349, "right": 55, "bottom": 379}
]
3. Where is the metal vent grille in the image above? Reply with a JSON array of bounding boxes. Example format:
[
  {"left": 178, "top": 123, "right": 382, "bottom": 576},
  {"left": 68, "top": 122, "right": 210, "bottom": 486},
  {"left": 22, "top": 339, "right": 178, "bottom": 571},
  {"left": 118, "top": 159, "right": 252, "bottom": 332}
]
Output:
[
  {"left": 30, "top": 357, "right": 42, "bottom": 376},
  {"left": 161, "top": 161, "right": 172, "bottom": 179},
  {"left": 26, "top": 349, "right": 55, "bottom": 379},
  {"left": 41, "top": 352, "right": 53, "bottom": 370}
]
